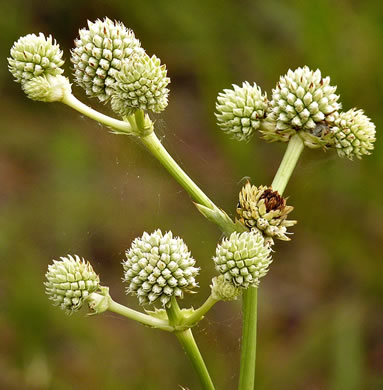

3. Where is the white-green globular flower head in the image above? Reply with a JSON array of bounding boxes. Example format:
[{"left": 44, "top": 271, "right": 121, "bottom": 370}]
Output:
[
  {"left": 111, "top": 53, "right": 170, "bottom": 117},
  {"left": 45, "top": 255, "right": 100, "bottom": 314},
  {"left": 331, "top": 109, "right": 376, "bottom": 160},
  {"left": 215, "top": 82, "right": 268, "bottom": 142},
  {"left": 123, "top": 230, "right": 199, "bottom": 307},
  {"left": 22, "top": 74, "right": 71, "bottom": 102},
  {"left": 210, "top": 275, "right": 241, "bottom": 301},
  {"left": 71, "top": 17, "right": 145, "bottom": 102},
  {"left": 8, "top": 33, "right": 64, "bottom": 84},
  {"left": 264, "top": 66, "right": 341, "bottom": 148},
  {"left": 213, "top": 231, "right": 272, "bottom": 288}
]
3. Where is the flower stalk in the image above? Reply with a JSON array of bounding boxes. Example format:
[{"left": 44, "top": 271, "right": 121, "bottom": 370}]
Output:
[
  {"left": 167, "top": 298, "right": 215, "bottom": 390},
  {"left": 238, "top": 134, "right": 304, "bottom": 390},
  {"left": 98, "top": 294, "right": 174, "bottom": 332}
]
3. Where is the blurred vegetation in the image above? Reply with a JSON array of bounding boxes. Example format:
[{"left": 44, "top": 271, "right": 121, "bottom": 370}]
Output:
[{"left": 1, "top": 1, "right": 382, "bottom": 389}]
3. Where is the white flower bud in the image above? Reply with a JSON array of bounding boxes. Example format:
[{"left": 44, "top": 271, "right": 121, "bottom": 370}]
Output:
[
  {"left": 45, "top": 255, "right": 100, "bottom": 314},
  {"left": 263, "top": 66, "right": 341, "bottom": 148},
  {"left": 123, "top": 230, "right": 199, "bottom": 307},
  {"left": 331, "top": 109, "right": 376, "bottom": 160},
  {"left": 213, "top": 231, "right": 272, "bottom": 288},
  {"left": 8, "top": 33, "right": 64, "bottom": 84},
  {"left": 215, "top": 82, "right": 268, "bottom": 142}
]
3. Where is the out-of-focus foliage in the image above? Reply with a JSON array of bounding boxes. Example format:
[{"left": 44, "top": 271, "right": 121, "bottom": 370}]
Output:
[{"left": 1, "top": 1, "right": 382, "bottom": 389}]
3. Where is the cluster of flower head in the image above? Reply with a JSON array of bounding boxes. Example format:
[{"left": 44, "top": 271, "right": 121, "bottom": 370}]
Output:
[
  {"left": 123, "top": 230, "right": 199, "bottom": 307},
  {"left": 45, "top": 255, "right": 100, "bottom": 314},
  {"left": 215, "top": 66, "right": 376, "bottom": 159},
  {"left": 8, "top": 17, "right": 170, "bottom": 115}
]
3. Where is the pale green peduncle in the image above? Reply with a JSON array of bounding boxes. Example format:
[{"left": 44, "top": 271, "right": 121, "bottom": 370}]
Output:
[
  {"left": 183, "top": 294, "right": 219, "bottom": 327},
  {"left": 238, "top": 134, "right": 304, "bottom": 390},
  {"left": 271, "top": 134, "right": 305, "bottom": 195},
  {"left": 102, "top": 295, "right": 174, "bottom": 332},
  {"left": 167, "top": 298, "right": 216, "bottom": 390}
]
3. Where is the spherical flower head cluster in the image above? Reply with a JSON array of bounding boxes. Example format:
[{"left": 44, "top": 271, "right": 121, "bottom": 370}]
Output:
[
  {"left": 111, "top": 53, "right": 170, "bottom": 117},
  {"left": 123, "top": 230, "right": 199, "bottom": 307},
  {"left": 8, "top": 33, "right": 64, "bottom": 84},
  {"left": 213, "top": 231, "right": 272, "bottom": 288},
  {"left": 210, "top": 275, "right": 241, "bottom": 301},
  {"left": 237, "top": 182, "right": 296, "bottom": 244},
  {"left": 330, "top": 109, "right": 376, "bottom": 160},
  {"left": 264, "top": 66, "right": 341, "bottom": 148},
  {"left": 22, "top": 74, "right": 71, "bottom": 102},
  {"left": 71, "top": 17, "right": 145, "bottom": 102},
  {"left": 45, "top": 255, "right": 100, "bottom": 314},
  {"left": 215, "top": 82, "right": 268, "bottom": 142}
]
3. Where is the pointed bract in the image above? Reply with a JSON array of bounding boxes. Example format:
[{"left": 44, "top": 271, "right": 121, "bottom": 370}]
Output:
[{"left": 237, "top": 182, "right": 297, "bottom": 244}]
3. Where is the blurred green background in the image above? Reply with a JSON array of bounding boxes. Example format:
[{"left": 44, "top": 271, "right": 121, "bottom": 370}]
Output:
[{"left": 1, "top": 1, "right": 382, "bottom": 389}]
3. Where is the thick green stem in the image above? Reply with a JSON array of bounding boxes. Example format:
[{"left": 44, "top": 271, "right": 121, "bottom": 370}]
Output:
[
  {"left": 175, "top": 329, "right": 215, "bottom": 390},
  {"left": 183, "top": 295, "right": 218, "bottom": 326},
  {"left": 61, "top": 93, "right": 239, "bottom": 231},
  {"left": 107, "top": 298, "right": 173, "bottom": 332},
  {"left": 238, "top": 288, "right": 258, "bottom": 390},
  {"left": 62, "top": 93, "right": 135, "bottom": 134},
  {"left": 167, "top": 298, "right": 215, "bottom": 390},
  {"left": 271, "top": 134, "right": 304, "bottom": 195},
  {"left": 238, "top": 134, "right": 304, "bottom": 390},
  {"left": 141, "top": 132, "right": 216, "bottom": 209}
]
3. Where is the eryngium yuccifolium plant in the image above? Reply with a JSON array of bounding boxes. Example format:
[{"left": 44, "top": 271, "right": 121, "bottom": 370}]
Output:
[
  {"left": 71, "top": 17, "right": 145, "bottom": 102},
  {"left": 331, "top": 109, "right": 376, "bottom": 160},
  {"left": 210, "top": 275, "right": 241, "bottom": 301},
  {"left": 215, "top": 82, "right": 268, "bottom": 142},
  {"left": 21, "top": 74, "right": 71, "bottom": 102},
  {"left": 264, "top": 66, "right": 341, "bottom": 148},
  {"left": 123, "top": 230, "right": 199, "bottom": 307},
  {"left": 213, "top": 231, "right": 272, "bottom": 288},
  {"left": 111, "top": 53, "right": 170, "bottom": 116},
  {"left": 45, "top": 255, "right": 100, "bottom": 314},
  {"left": 8, "top": 33, "right": 64, "bottom": 84},
  {"left": 237, "top": 182, "right": 296, "bottom": 243}
]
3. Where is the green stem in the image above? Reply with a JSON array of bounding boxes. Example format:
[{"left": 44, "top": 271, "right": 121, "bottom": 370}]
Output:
[
  {"left": 175, "top": 329, "right": 215, "bottom": 390},
  {"left": 183, "top": 295, "right": 218, "bottom": 326},
  {"left": 238, "top": 288, "right": 258, "bottom": 390},
  {"left": 167, "top": 298, "right": 215, "bottom": 390},
  {"left": 62, "top": 93, "right": 238, "bottom": 230},
  {"left": 107, "top": 298, "right": 173, "bottom": 332},
  {"left": 62, "top": 93, "right": 135, "bottom": 134},
  {"left": 271, "top": 134, "right": 304, "bottom": 195},
  {"left": 238, "top": 134, "right": 304, "bottom": 390},
  {"left": 141, "top": 132, "right": 216, "bottom": 209}
]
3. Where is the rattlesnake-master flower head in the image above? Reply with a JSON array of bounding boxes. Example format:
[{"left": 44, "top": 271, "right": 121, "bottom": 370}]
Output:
[
  {"left": 215, "top": 82, "right": 268, "bottom": 142},
  {"left": 22, "top": 74, "right": 71, "bottom": 102},
  {"left": 264, "top": 66, "right": 341, "bottom": 148},
  {"left": 213, "top": 231, "right": 272, "bottom": 288},
  {"left": 111, "top": 53, "right": 170, "bottom": 116},
  {"left": 237, "top": 182, "right": 296, "bottom": 244},
  {"left": 331, "top": 109, "right": 376, "bottom": 160},
  {"left": 8, "top": 33, "right": 64, "bottom": 84},
  {"left": 123, "top": 230, "right": 199, "bottom": 307},
  {"left": 210, "top": 275, "right": 241, "bottom": 301},
  {"left": 71, "top": 17, "right": 145, "bottom": 102},
  {"left": 45, "top": 255, "right": 100, "bottom": 314}
]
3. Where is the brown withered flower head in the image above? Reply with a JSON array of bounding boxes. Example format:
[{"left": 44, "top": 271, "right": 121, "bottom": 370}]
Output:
[{"left": 236, "top": 182, "right": 297, "bottom": 244}]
